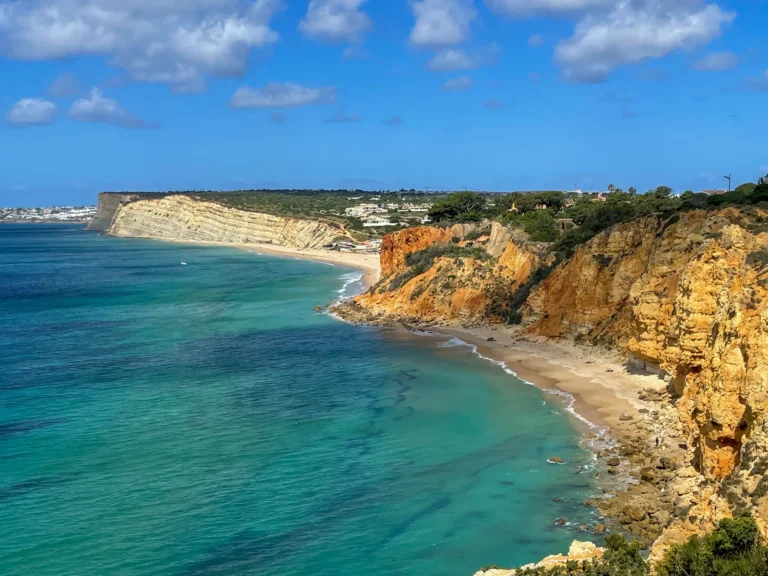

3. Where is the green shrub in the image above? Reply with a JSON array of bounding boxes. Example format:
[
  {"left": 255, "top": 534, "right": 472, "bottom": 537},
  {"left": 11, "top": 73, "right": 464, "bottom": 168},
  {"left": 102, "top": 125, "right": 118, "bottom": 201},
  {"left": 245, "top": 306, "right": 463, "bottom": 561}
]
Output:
[
  {"left": 488, "top": 515, "right": 768, "bottom": 576},
  {"left": 657, "top": 513, "right": 768, "bottom": 576}
]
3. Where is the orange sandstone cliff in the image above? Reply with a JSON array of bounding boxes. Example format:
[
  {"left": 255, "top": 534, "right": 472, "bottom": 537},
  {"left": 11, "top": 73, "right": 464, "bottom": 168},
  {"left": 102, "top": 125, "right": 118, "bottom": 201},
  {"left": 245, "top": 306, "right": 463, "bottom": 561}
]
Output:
[
  {"left": 342, "top": 221, "right": 547, "bottom": 325},
  {"left": 336, "top": 207, "right": 768, "bottom": 558}
]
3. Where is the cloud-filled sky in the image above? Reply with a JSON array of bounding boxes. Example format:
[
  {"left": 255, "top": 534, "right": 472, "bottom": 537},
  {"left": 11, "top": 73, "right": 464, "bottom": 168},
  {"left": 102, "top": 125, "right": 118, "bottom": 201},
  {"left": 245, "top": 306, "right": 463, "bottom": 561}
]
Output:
[{"left": 1, "top": 0, "right": 766, "bottom": 206}]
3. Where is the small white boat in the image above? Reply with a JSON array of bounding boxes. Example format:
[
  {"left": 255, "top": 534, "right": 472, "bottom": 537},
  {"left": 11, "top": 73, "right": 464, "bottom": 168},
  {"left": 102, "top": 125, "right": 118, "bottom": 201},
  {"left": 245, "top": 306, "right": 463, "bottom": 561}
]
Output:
[{"left": 180, "top": 262, "right": 187, "bottom": 266}]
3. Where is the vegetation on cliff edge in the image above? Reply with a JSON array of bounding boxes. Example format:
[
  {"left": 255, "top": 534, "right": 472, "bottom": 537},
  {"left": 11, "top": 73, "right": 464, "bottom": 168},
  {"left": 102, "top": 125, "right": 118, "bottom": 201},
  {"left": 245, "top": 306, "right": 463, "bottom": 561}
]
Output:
[
  {"left": 423, "top": 182, "right": 768, "bottom": 324},
  {"left": 384, "top": 244, "right": 493, "bottom": 292},
  {"left": 506, "top": 513, "right": 767, "bottom": 575}
]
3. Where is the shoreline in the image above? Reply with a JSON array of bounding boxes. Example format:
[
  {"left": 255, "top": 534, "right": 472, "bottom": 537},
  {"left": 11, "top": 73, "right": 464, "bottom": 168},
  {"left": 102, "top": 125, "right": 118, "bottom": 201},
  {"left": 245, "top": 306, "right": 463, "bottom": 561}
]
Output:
[
  {"left": 434, "top": 325, "right": 667, "bottom": 440},
  {"left": 0, "top": 220, "right": 91, "bottom": 224},
  {"left": 399, "top": 322, "right": 684, "bottom": 549},
  {"left": 238, "top": 241, "right": 381, "bottom": 288},
  {"left": 105, "top": 235, "right": 382, "bottom": 288}
]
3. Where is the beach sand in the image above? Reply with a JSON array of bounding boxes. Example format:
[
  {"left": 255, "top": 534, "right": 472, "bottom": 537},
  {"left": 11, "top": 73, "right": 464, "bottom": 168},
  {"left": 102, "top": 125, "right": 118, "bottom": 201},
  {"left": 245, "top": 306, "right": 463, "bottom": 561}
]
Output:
[
  {"left": 436, "top": 325, "right": 668, "bottom": 438},
  {"left": 229, "top": 241, "right": 381, "bottom": 288},
  {"left": 130, "top": 237, "right": 382, "bottom": 288}
]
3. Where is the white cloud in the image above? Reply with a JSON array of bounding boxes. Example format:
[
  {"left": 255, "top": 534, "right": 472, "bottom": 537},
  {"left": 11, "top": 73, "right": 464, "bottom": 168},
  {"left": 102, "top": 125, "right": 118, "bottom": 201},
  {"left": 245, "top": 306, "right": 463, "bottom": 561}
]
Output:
[
  {"left": 230, "top": 82, "right": 337, "bottom": 108},
  {"left": 555, "top": 1, "right": 735, "bottom": 83},
  {"left": 5, "top": 98, "right": 57, "bottom": 126},
  {"left": 0, "top": 0, "right": 282, "bottom": 88},
  {"left": 428, "top": 49, "right": 476, "bottom": 71},
  {"left": 171, "top": 77, "right": 209, "bottom": 95},
  {"left": 528, "top": 33, "right": 544, "bottom": 46},
  {"left": 442, "top": 75, "right": 473, "bottom": 90},
  {"left": 47, "top": 72, "right": 83, "bottom": 97},
  {"left": 69, "top": 88, "right": 156, "bottom": 128},
  {"left": 410, "top": 0, "right": 476, "bottom": 48},
  {"left": 427, "top": 43, "right": 500, "bottom": 71},
  {"left": 692, "top": 50, "right": 738, "bottom": 71},
  {"left": 326, "top": 108, "right": 361, "bottom": 123},
  {"left": 485, "top": 0, "right": 610, "bottom": 17},
  {"left": 299, "top": 0, "right": 371, "bottom": 43}
]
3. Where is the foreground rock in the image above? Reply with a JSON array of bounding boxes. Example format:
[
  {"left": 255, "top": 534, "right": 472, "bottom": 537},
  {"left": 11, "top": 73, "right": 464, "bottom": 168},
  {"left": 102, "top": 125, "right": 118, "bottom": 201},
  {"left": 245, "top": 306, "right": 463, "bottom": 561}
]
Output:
[{"left": 473, "top": 541, "right": 604, "bottom": 575}]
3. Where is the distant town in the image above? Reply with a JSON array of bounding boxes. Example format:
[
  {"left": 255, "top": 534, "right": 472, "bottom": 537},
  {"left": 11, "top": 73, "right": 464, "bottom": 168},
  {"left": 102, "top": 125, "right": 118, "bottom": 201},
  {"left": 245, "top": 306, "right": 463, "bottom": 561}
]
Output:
[{"left": 0, "top": 205, "right": 97, "bottom": 222}]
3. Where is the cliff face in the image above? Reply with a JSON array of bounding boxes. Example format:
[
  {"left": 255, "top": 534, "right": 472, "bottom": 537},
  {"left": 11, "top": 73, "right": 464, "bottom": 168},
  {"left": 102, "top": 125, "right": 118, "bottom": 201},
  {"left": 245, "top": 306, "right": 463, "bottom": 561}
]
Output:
[
  {"left": 345, "top": 222, "right": 546, "bottom": 325},
  {"left": 523, "top": 208, "right": 768, "bottom": 483},
  {"left": 105, "top": 195, "right": 344, "bottom": 249},
  {"left": 519, "top": 207, "right": 768, "bottom": 551},
  {"left": 86, "top": 193, "right": 137, "bottom": 231},
  {"left": 344, "top": 208, "right": 768, "bottom": 556}
]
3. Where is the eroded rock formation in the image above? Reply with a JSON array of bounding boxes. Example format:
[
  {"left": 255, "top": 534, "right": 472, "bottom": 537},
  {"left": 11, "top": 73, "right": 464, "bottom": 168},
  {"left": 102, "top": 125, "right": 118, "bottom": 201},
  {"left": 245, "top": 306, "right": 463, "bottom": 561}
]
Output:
[
  {"left": 341, "top": 207, "right": 768, "bottom": 560},
  {"left": 103, "top": 194, "right": 344, "bottom": 249},
  {"left": 347, "top": 221, "right": 546, "bottom": 325}
]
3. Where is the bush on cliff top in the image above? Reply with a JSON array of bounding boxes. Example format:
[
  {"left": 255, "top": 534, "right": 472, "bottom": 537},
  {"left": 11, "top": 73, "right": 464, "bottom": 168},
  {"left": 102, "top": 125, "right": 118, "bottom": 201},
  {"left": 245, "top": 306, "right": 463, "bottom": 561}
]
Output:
[
  {"left": 657, "top": 512, "right": 767, "bottom": 576},
  {"left": 502, "top": 514, "right": 768, "bottom": 576}
]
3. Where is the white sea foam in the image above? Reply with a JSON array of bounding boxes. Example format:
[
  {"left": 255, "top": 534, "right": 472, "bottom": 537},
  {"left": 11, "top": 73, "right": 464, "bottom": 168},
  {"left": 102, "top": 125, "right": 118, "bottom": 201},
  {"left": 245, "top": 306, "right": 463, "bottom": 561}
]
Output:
[
  {"left": 337, "top": 271, "right": 364, "bottom": 296},
  {"left": 435, "top": 337, "right": 468, "bottom": 348},
  {"left": 413, "top": 330, "right": 605, "bottom": 432}
]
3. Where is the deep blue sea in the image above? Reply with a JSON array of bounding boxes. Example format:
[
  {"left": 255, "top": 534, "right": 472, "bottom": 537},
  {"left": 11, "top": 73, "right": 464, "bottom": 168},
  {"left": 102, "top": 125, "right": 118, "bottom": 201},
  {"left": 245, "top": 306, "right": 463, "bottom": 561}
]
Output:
[{"left": 0, "top": 224, "right": 602, "bottom": 576}]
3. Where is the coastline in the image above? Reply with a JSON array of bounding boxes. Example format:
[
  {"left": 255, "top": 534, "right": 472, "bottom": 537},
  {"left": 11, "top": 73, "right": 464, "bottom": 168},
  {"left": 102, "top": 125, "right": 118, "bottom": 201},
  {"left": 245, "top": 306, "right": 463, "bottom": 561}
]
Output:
[
  {"left": 235, "top": 241, "right": 381, "bottom": 288},
  {"left": 436, "top": 325, "right": 667, "bottom": 439},
  {"left": 104, "top": 235, "right": 382, "bottom": 288},
  {"left": 0, "top": 220, "right": 92, "bottom": 224}
]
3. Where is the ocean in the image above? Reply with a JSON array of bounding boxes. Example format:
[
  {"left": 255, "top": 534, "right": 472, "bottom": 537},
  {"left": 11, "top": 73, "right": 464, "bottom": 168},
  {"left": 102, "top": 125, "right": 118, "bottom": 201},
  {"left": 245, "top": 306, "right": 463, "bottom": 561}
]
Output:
[{"left": 0, "top": 224, "right": 602, "bottom": 576}]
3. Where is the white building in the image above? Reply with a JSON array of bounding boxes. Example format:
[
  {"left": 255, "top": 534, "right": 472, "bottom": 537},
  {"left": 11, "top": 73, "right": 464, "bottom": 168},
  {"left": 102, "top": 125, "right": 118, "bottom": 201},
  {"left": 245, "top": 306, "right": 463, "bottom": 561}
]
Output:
[{"left": 362, "top": 217, "right": 396, "bottom": 227}]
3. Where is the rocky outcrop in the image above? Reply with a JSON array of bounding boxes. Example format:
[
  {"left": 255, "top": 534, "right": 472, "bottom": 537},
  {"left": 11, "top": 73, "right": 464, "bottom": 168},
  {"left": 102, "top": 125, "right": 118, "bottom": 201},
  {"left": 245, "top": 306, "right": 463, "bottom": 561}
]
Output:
[
  {"left": 340, "top": 222, "right": 546, "bottom": 326},
  {"left": 473, "top": 541, "right": 604, "bottom": 575},
  {"left": 106, "top": 194, "right": 344, "bottom": 249},
  {"left": 380, "top": 222, "right": 483, "bottom": 277},
  {"left": 87, "top": 193, "right": 137, "bottom": 231}
]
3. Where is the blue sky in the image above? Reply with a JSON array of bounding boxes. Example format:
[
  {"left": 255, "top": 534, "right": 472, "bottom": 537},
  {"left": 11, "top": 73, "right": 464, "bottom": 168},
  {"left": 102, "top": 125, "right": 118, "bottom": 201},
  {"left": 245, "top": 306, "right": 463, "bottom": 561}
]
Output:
[{"left": 1, "top": 0, "right": 767, "bottom": 207}]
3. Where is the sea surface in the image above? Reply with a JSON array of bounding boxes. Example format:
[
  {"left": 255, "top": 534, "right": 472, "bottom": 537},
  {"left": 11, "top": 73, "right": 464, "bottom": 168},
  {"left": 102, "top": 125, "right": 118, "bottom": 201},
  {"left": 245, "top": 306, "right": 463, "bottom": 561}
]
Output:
[{"left": 0, "top": 224, "right": 602, "bottom": 576}]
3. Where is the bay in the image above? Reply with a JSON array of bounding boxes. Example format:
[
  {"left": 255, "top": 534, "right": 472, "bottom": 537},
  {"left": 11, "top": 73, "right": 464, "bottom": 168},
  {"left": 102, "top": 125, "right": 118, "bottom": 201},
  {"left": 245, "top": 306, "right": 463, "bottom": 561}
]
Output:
[{"left": 0, "top": 224, "right": 601, "bottom": 576}]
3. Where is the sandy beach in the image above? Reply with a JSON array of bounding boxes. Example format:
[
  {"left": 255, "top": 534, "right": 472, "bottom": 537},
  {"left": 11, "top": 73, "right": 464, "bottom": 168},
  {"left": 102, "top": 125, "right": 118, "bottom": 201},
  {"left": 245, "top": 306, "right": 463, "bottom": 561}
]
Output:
[
  {"left": 230, "top": 241, "right": 381, "bottom": 288},
  {"left": 436, "top": 325, "right": 668, "bottom": 438},
  {"left": 126, "top": 237, "right": 382, "bottom": 288}
]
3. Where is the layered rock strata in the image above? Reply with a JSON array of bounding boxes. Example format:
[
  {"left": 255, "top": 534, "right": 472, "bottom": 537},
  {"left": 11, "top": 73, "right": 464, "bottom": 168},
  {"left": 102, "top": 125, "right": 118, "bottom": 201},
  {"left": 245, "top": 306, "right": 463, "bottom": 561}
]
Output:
[{"left": 103, "top": 194, "right": 344, "bottom": 249}]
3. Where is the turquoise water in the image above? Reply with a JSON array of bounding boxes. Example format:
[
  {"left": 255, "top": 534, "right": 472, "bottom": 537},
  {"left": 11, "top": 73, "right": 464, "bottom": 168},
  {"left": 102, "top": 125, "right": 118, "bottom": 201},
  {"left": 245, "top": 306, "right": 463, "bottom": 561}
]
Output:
[{"left": 0, "top": 224, "right": 602, "bottom": 576}]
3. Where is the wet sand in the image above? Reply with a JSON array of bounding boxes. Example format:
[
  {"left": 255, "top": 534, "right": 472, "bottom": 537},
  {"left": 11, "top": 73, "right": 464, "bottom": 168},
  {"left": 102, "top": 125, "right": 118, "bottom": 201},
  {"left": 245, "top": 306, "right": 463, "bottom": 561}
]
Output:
[
  {"left": 437, "top": 325, "right": 668, "bottom": 439},
  {"left": 230, "top": 241, "right": 381, "bottom": 288}
]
